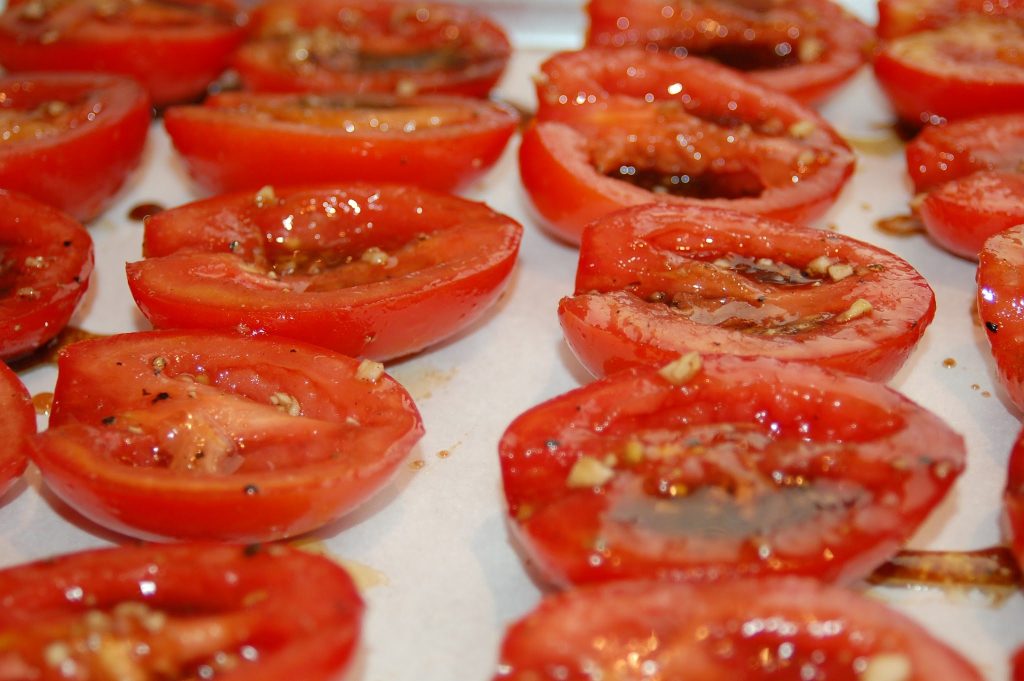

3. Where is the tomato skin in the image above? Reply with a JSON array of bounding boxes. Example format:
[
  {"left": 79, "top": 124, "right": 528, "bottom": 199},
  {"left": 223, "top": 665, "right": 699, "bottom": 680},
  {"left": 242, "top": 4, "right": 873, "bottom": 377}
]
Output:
[
  {"left": 0, "top": 189, "right": 94, "bottom": 361},
  {"left": 28, "top": 330, "right": 424, "bottom": 542},
  {"left": 1007, "top": 429, "right": 1024, "bottom": 570},
  {"left": 164, "top": 92, "right": 518, "bottom": 195},
  {"left": 499, "top": 355, "right": 964, "bottom": 587},
  {"left": 234, "top": 0, "right": 511, "bottom": 97},
  {"left": 0, "top": 362, "right": 32, "bottom": 498},
  {"left": 873, "top": 18, "right": 1024, "bottom": 124},
  {"left": 0, "top": 73, "right": 149, "bottom": 222},
  {"left": 494, "top": 578, "right": 984, "bottom": 681},
  {"left": 560, "top": 204, "right": 934, "bottom": 380},
  {"left": 904, "top": 114, "right": 1024, "bottom": 193},
  {"left": 127, "top": 184, "right": 522, "bottom": 361},
  {"left": 0, "top": 543, "right": 362, "bottom": 681},
  {"left": 978, "top": 226, "right": 1024, "bottom": 414},
  {"left": 521, "top": 49, "right": 855, "bottom": 244},
  {"left": 919, "top": 171, "right": 1024, "bottom": 259},
  {"left": 0, "top": 0, "right": 246, "bottom": 107},
  {"left": 1015, "top": 646, "right": 1024, "bottom": 681},
  {"left": 586, "top": 0, "right": 873, "bottom": 105}
]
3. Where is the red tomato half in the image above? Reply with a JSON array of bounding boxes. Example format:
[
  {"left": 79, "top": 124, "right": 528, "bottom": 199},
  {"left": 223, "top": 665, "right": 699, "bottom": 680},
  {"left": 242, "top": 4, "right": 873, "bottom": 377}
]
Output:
[
  {"left": 127, "top": 184, "right": 522, "bottom": 361},
  {"left": 234, "top": 0, "right": 511, "bottom": 97},
  {"left": 521, "top": 49, "right": 855, "bottom": 244},
  {"left": 560, "top": 204, "right": 934, "bottom": 380},
  {"left": 1007, "top": 428, "right": 1024, "bottom": 569},
  {"left": 978, "top": 225, "right": 1024, "bottom": 413},
  {"left": 905, "top": 113, "right": 1024, "bottom": 193},
  {"left": 877, "top": 0, "right": 1024, "bottom": 39},
  {"left": 28, "top": 330, "right": 424, "bottom": 541},
  {"left": 873, "top": 17, "right": 1024, "bottom": 124},
  {"left": 164, "top": 91, "right": 518, "bottom": 195},
  {"left": 0, "top": 73, "right": 149, "bottom": 222},
  {"left": 0, "top": 189, "right": 93, "bottom": 361},
  {"left": 0, "top": 543, "right": 362, "bottom": 681},
  {"left": 494, "top": 578, "right": 983, "bottom": 680},
  {"left": 0, "top": 0, "right": 246, "bottom": 107},
  {"left": 499, "top": 355, "right": 964, "bottom": 587},
  {"left": 919, "top": 171, "right": 1024, "bottom": 259},
  {"left": 586, "top": 0, "right": 872, "bottom": 105},
  {"left": 0, "top": 362, "right": 32, "bottom": 498}
]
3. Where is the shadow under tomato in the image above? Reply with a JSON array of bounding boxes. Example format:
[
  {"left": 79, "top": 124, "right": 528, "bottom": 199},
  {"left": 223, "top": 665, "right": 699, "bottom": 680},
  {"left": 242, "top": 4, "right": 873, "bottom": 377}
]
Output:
[{"left": 0, "top": 476, "right": 28, "bottom": 509}]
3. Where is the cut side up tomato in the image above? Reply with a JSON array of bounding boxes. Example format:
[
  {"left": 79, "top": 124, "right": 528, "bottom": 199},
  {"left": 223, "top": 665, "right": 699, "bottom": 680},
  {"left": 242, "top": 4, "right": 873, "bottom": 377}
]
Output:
[
  {"left": 28, "top": 330, "right": 424, "bottom": 541},
  {"left": 978, "top": 225, "right": 1024, "bottom": 414},
  {"left": 499, "top": 354, "right": 964, "bottom": 587}
]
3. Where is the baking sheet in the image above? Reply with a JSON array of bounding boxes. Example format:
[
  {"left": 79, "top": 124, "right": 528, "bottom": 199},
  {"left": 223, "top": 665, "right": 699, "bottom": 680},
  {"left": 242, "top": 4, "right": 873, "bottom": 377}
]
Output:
[{"left": 4, "top": 2, "right": 1024, "bottom": 679}]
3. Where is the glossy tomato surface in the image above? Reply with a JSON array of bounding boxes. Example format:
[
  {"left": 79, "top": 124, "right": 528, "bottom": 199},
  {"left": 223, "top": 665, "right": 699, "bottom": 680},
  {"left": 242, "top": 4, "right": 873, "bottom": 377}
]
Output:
[
  {"left": 494, "top": 578, "right": 983, "bottom": 680},
  {"left": 1007, "top": 429, "right": 1024, "bottom": 569},
  {"left": 0, "top": 73, "right": 149, "bottom": 221},
  {"left": 874, "top": 17, "right": 1024, "bottom": 124},
  {"left": 0, "top": 189, "right": 93, "bottom": 361},
  {"left": 905, "top": 114, "right": 1024, "bottom": 193},
  {"left": 919, "top": 171, "right": 1024, "bottom": 259},
  {"left": 0, "top": 543, "right": 363, "bottom": 681},
  {"left": 1015, "top": 646, "right": 1024, "bottom": 681},
  {"left": 235, "top": 0, "right": 510, "bottom": 97},
  {"left": 499, "top": 355, "right": 964, "bottom": 587},
  {"left": 978, "top": 225, "right": 1024, "bottom": 414},
  {"left": 877, "top": 0, "right": 1024, "bottom": 39},
  {"left": 587, "top": 0, "right": 872, "bottom": 104},
  {"left": 521, "top": 49, "right": 855, "bottom": 244},
  {"left": 164, "top": 91, "right": 518, "bottom": 194},
  {"left": 127, "top": 184, "right": 522, "bottom": 361},
  {"left": 28, "top": 330, "right": 424, "bottom": 541},
  {"left": 0, "top": 0, "right": 246, "bottom": 107},
  {"left": 560, "top": 204, "right": 934, "bottom": 380},
  {"left": 0, "top": 361, "right": 32, "bottom": 499}
]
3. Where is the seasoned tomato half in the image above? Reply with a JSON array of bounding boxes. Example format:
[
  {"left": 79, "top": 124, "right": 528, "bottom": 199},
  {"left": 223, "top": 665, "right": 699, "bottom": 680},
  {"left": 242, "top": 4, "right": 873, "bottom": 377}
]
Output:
[
  {"left": 905, "top": 113, "right": 1024, "bottom": 193},
  {"left": 978, "top": 225, "right": 1024, "bottom": 413},
  {"left": 0, "top": 0, "right": 246, "bottom": 107},
  {"left": 0, "top": 73, "right": 149, "bottom": 222},
  {"left": 0, "top": 543, "right": 363, "bottom": 681},
  {"left": 877, "top": 0, "right": 1024, "bottom": 39},
  {"left": 164, "top": 91, "right": 518, "bottom": 195},
  {"left": 494, "top": 578, "right": 983, "bottom": 680},
  {"left": 0, "top": 189, "right": 93, "bottom": 361},
  {"left": 560, "top": 204, "right": 934, "bottom": 381},
  {"left": 499, "top": 354, "right": 964, "bottom": 587},
  {"left": 1007, "top": 429, "right": 1024, "bottom": 569},
  {"left": 127, "top": 184, "right": 522, "bottom": 361},
  {"left": 919, "top": 171, "right": 1024, "bottom": 259},
  {"left": 874, "top": 17, "right": 1024, "bottom": 124},
  {"left": 0, "top": 362, "right": 32, "bottom": 498},
  {"left": 587, "top": 0, "right": 872, "bottom": 105},
  {"left": 234, "top": 0, "right": 511, "bottom": 97},
  {"left": 521, "top": 49, "right": 855, "bottom": 244},
  {"left": 28, "top": 330, "right": 424, "bottom": 541}
]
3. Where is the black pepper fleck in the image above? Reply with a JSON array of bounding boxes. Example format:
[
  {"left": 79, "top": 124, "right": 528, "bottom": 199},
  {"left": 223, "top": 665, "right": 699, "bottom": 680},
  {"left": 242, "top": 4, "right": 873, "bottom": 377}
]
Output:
[
  {"left": 101, "top": 416, "right": 115, "bottom": 425},
  {"left": 243, "top": 544, "right": 262, "bottom": 557},
  {"left": 151, "top": 392, "right": 170, "bottom": 403},
  {"left": 243, "top": 484, "right": 260, "bottom": 496},
  {"left": 986, "top": 321, "right": 1000, "bottom": 333}
]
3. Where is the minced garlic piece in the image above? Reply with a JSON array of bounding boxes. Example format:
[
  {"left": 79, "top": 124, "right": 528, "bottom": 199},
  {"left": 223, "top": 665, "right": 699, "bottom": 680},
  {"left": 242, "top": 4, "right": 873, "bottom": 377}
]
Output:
[
  {"left": 356, "top": 359, "right": 384, "bottom": 383},
  {"left": 623, "top": 439, "right": 645, "bottom": 464},
  {"left": 566, "top": 456, "right": 615, "bottom": 489},
  {"left": 658, "top": 352, "right": 702, "bottom": 385},
  {"left": 395, "top": 78, "right": 418, "bottom": 97},
  {"left": 788, "top": 120, "right": 817, "bottom": 139},
  {"left": 836, "top": 298, "right": 873, "bottom": 322},
  {"left": 827, "top": 263, "right": 854, "bottom": 281},
  {"left": 43, "top": 642, "right": 71, "bottom": 668},
  {"left": 23, "top": 255, "right": 47, "bottom": 268},
  {"left": 798, "top": 36, "right": 825, "bottom": 63},
  {"left": 361, "top": 247, "right": 389, "bottom": 266},
  {"left": 859, "top": 653, "right": 911, "bottom": 681},
  {"left": 269, "top": 392, "right": 301, "bottom": 416},
  {"left": 254, "top": 185, "right": 277, "bottom": 208},
  {"left": 16, "top": 287, "right": 39, "bottom": 299},
  {"left": 806, "top": 255, "right": 834, "bottom": 276}
]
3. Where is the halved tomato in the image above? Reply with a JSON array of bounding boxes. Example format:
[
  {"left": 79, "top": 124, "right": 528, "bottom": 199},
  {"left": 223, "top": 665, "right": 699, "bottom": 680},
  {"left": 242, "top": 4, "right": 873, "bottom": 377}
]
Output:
[
  {"left": 873, "top": 17, "right": 1024, "bottom": 124},
  {"left": 164, "top": 91, "right": 518, "bottom": 195},
  {"left": 0, "top": 361, "right": 32, "bottom": 498},
  {"left": 978, "top": 225, "right": 1024, "bottom": 413},
  {"left": 0, "top": 543, "right": 363, "bottom": 681},
  {"left": 0, "top": 189, "right": 93, "bottom": 361},
  {"left": 521, "top": 49, "right": 855, "bottom": 244},
  {"left": 877, "top": 0, "right": 1024, "bottom": 39},
  {"left": 918, "top": 171, "right": 1024, "bottom": 259},
  {"left": 494, "top": 578, "right": 983, "bottom": 680},
  {"left": 0, "top": 0, "right": 246, "bottom": 107},
  {"left": 560, "top": 204, "right": 934, "bottom": 380},
  {"left": 905, "top": 114, "right": 1024, "bottom": 193},
  {"left": 126, "top": 184, "right": 522, "bottom": 361},
  {"left": 586, "top": 0, "right": 873, "bottom": 105},
  {"left": 234, "top": 0, "right": 510, "bottom": 97},
  {"left": 499, "top": 354, "right": 964, "bottom": 587},
  {"left": 28, "top": 330, "right": 423, "bottom": 541},
  {"left": 0, "top": 73, "right": 149, "bottom": 222},
  {"left": 1007, "top": 428, "right": 1024, "bottom": 569}
]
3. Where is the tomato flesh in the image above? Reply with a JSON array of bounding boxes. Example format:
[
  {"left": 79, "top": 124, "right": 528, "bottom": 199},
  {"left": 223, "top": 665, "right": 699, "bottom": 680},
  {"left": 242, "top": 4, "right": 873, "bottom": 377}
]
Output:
[
  {"left": 28, "top": 330, "right": 424, "bottom": 541},
  {"left": 1007, "top": 428, "right": 1024, "bottom": 570},
  {"left": 0, "top": 189, "right": 93, "bottom": 361},
  {"left": 0, "top": 361, "right": 32, "bottom": 498},
  {"left": 0, "top": 543, "right": 362, "bottom": 681},
  {"left": 164, "top": 92, "right": 518, "bottom": 194},
  {"left": 905, "top": 114, "right": 1024, "bottom": 193},
  {"left": 0, "top": 0, "right": 246, "bottom": 107},
  {"left": 494, "top": 578, "right": 984, "bottom": 680},
  {"left": 521, "top": 49, "right": 854, "bottom": 244},
  {"left": 586, "top": 0, "right": 872, "bottom": 104},
  {"left": 127, "top": 183, "right": 522, "bottom": 361},
  {"left": 978, "top": 226, "right": 1024, "bottom": 414},
  {"left": 499, "top": 355, "right": 964, "bottom": 587},
  {"left": 560, "top": 204, "right": 934, "bottom": 380},
  {"left": 234, "top": 0, "right": 511, "bottom": 97},
  {"left": 877, "top": 0, "right": 1024, "bottom": 39}
]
